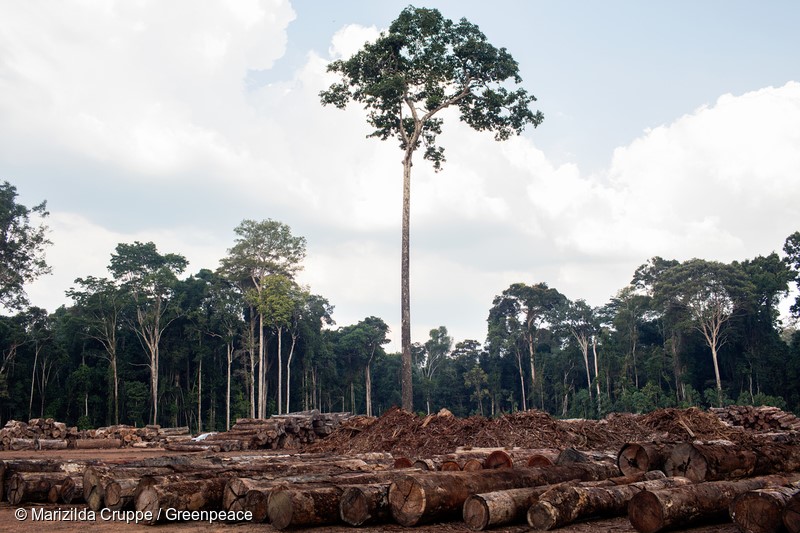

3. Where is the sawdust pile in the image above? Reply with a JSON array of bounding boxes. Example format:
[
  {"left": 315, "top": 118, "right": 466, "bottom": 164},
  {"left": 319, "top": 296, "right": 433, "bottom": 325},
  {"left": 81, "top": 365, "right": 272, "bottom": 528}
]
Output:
[{"left": 307, "top": 406, "right": 751, "bottom": 457}]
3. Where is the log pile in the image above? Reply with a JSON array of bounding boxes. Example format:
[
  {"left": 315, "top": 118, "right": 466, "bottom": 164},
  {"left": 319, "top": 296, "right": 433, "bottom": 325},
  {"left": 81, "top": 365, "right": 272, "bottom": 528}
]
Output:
[
  {"left": 164, "top": 410, "right": 351, "bottom": 452},
  {"left": 0, "top": 419, "right": 191, "bottom": 450},
  {"left": 711, "top": 405, "right": 800, "bottom": 432},
  {"left": 3, "top": 406, "right": 800, "bottom": 531}
]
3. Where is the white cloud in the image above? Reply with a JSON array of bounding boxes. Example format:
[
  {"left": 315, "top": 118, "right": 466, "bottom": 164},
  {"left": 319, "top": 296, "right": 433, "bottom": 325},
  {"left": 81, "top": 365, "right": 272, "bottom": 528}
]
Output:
[{"left": 7, "top": 4, "right": 800, "bottom": 349}]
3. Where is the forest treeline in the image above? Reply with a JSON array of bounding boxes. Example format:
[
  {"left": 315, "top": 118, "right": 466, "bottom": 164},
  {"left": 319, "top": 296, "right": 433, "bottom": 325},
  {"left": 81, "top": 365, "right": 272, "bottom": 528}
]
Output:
[{"left": 2, "top": 180, "right": 800, "bottom": 430}]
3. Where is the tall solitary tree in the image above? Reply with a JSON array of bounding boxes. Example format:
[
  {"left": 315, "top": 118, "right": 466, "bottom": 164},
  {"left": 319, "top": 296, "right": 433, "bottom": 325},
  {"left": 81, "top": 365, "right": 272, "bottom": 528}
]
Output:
[{"left": 320, "top": 6, "right": 543, "bottom": 411}]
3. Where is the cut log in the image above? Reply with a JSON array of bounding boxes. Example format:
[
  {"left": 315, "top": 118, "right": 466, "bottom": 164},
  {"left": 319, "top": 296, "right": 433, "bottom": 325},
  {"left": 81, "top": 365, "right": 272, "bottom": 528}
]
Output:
[
  {"left": 618, "top": 443, "right": 673, "bottom": 476},
  {"left": 340, "top": 484, "right": 392, "bottom": 526},
  {"left": 463, "top": 470, "right": 666, "bottom": 531},
  {"left": 528, "top": 455, "right": 554, "bottom": 467},
  {"left": 134, "top": 477, "right": 228, "bottom": 525},
  {"left": 60, "top": 475, "right": 83, "bottom": 504},
  {"left": 244, "top": 487, "right": 273, "bottom": 523},
  {"left": 83, "top": 466, "right": 173, "bottom": 511},
  {"left": 223, "top": 477, "right": 275, "bottom": 512},
  {"left": 388, "top": 462, "right": 620, "bottom": 526},
  {"left": 74, "top": 438, "right": 122, "bottom": 449},
  {"left": 393, "top": 457, "right": 414, "bottom": 469},
  {"left": 666, "top": 442, "right": 800, "bottom": 482},
  {"left": 628, "top": 474, "right": 795, "bottom": 533},
  {"left": 440, "top": 461, "right": 462, "bottom": 471},
  {"left": 268, "top": 485, "right": 344, "bottom": 530},
  {"left": 462, "top": 458, "right": 484, "bottom": 471},
  {"left": 104, "top": 478, "right": 141, "bottom": 510},
  {"left": 730, "top": 483, "right": 800, "bottom": 533},
  {"left": 484, "top": 450, "right": 513, "bottom": 469},
  {"left": 6, "top": 472, "right": 60, "bottom": 505},
  {"left": 528, "top": 476, "right": 692, "bottom": 530},
  {"left": 785, "top": 490, "right": 800, "bottom": 533},
  {"left": 412, "top": 459, "right": 436, "bottom": 471}
]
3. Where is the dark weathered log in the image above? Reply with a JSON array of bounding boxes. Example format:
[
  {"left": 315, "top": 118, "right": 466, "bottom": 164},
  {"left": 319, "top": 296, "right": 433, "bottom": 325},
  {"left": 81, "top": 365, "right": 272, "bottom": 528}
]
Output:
[
  {"left": 388, "top": 462, "right": 620, "bottom": 526},
  {"left": 462, "top": 470, "right": 666, "bottom": 531},
  {"left": 528, "top": 476, "right": 692, "bottom": 530},
  {"left": 618, "top": 443, "right": 673, "bottom": 476},
  {"left": 628, "top": 475, "right": 793, "bottom": 533},
  {"left": 785, "top": 490, "right": 800, "bottom": 533},
  {"left": 269, "top": 485, "right": 344, "bottom": 530},
  {"left": 730, "top": 484, "right": 800, "bottom": 533},
  {"left": 135, "top": 477, "right": 228, "bottom": 525},
  {"left": 340, "top": 484, "right": 392, "bottom": 526}
]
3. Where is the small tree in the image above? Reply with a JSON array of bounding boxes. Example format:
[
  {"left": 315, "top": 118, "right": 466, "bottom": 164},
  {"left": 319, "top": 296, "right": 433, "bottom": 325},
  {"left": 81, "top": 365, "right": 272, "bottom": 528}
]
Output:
[{"left": 321, "top": 6, "right": 543, "bottom": 411}]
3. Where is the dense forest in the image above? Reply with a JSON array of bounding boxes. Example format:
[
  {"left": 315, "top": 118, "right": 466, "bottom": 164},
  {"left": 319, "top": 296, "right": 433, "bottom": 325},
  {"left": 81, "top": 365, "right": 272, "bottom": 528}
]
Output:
[{"left": 2, "top": 180, "right": 800, "bottom": 431}]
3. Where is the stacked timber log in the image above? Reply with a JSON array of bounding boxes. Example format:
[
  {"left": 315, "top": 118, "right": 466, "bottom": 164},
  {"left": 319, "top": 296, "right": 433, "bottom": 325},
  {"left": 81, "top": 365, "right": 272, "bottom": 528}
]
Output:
[
  {"left": 0, "top": 419, "right": 191, "bottom": 450},
  {"left": 0, "top": 418, "right": 75, "bottom": 450},
  {"left": 164, "top": 410, "right": 351, "bottom": 452},
  {"left": 711, "top": 405, "right": 800, "bottom": 432}
]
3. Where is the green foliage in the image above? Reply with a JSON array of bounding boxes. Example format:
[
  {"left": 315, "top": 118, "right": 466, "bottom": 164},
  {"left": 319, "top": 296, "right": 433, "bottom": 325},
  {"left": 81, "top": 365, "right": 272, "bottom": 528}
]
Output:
[
  {"left": 76, "top": 415, "right": 92, "bottom": 431},
  {"left": 320, "top": 6, "right": 542, "bottom": 169},
  {"left": 0, "top": 181, "right": 51, "bottom": 311}
]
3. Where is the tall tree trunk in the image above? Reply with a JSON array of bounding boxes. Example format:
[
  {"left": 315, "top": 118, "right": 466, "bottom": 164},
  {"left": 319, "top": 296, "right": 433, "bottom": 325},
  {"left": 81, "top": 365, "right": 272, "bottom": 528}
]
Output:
[
  {"left": 258, "top": 313, "right": 265, "bottom": 418},
  {"left": 277, "top": 326, "right": 283, "bottom": 415},
  {"left": 365, "top": 359, "right": 373, "bottom": 417},
  {"left": 285, "top": 333, "right": 296, "bottom": 414},
  {"left": 196, "top": 357, "right": 202, "bottom": 433},
  {"left": 516, "top": 348, "right": 527, "bottom": 411},
  {"left": 401, "top": 152, "right": 413, "bottom": 412},
  {"left": 592, "top": 336, "right": 601, "bottom": 405},
  {"left": 247, "top": 305, "right": 255, "bottom": 418},
  {"left": 226, "top": 343, "right": 232, "bottom": 431},
  {"left": 111, "top": 354, "right": 119, "bottom": 425},
  {"left": 28, "top": 347, "right": 38, "bottom": 420},
  {"left": 527, "top": 331, "right": 537, "bottom": 409}
]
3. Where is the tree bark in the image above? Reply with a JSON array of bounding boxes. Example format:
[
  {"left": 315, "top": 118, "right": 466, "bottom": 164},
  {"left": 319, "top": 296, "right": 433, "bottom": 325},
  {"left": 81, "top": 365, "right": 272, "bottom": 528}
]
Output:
[
  {"left": 400, "top": 152, "right": 413, "bottom": 412},
  {"left": 7, "top": 472, "right": 69, "bottom": 505},
  {"left": 666, "top": 442, "right": 800, "bottom": 482},
  {"left": 135, "top": 477, "right": 228, "bottom": 525},
  {"left": 268, "top": 485, "right": 344, "bottom": 530},
  {"left": 785, "top": 490, "right": 800, "bottom": 533},
  {"left": 628, "top": 475, "right": 793, "bottom": 533},
  {"left": 528, "top": 476, "right": 691, "bottom": 530},
  {"left": 340, "top": 484, "right": 393, "bottom": 526},
  {"left": 388, "top": 462, "right": 620, "bottom": 526},
  {"left": 463, "top": 471, "right": 665, "bottom": 531},
  {"left": 730, "top": 484, "right": 800, "bottom": 533}
]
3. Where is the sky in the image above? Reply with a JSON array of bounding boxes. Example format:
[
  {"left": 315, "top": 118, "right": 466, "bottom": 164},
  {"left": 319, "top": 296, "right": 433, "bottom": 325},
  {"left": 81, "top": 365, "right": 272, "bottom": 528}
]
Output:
[{"left": 2, "top": 1, "right": 799, "bottom": 351}]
